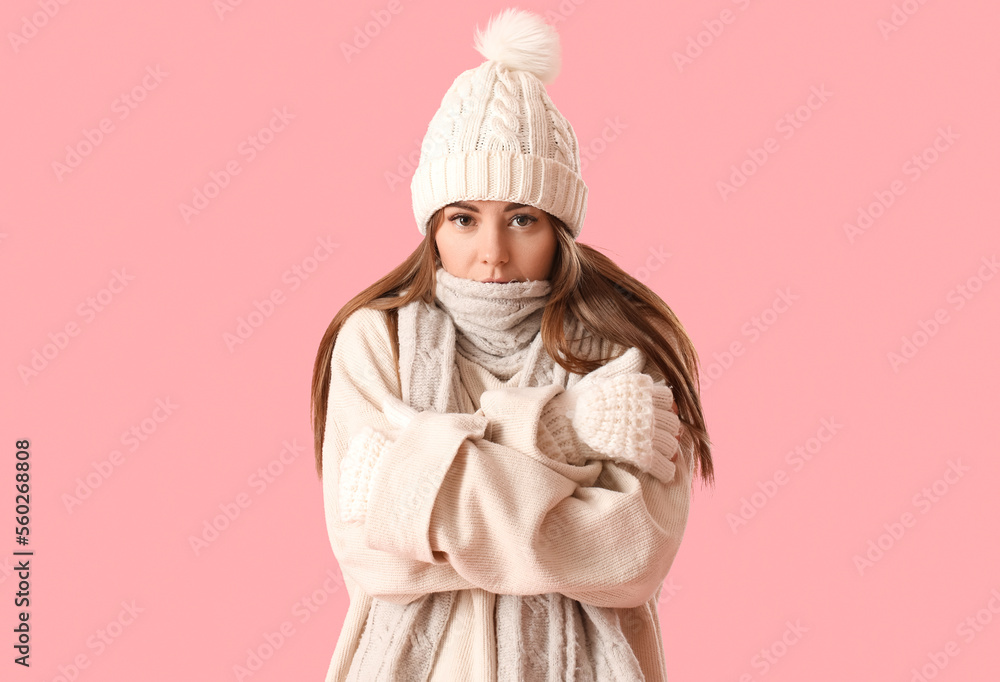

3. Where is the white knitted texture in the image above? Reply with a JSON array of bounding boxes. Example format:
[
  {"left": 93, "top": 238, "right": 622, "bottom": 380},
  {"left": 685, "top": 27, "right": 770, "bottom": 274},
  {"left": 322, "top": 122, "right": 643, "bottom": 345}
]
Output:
[
  {"left": 434, "top": 265, "right": 552, "bottom": 381},
  {"left": 339, "top": 426, "right": 392, "bottom": 525},
  {"left": 566, "top": 374, "right": 682, "bottom": 479},
  {"left": 392, "top": 274, "right": 656, "bottom": 679},
  {"left": 324, "top": 298, "right": 693, "bottom": 681},
  {"left": 410, "top": 11, "right": 588, "bottom": 238}
]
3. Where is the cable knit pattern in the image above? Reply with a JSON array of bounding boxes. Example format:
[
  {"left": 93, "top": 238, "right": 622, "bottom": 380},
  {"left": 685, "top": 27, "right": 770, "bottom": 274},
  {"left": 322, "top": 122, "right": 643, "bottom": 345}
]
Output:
[
  {"left": 404, "top": 270, "right": 645, "bottom": 681},
  {"left": 485, "top": 66, "right": 522, "bottom": 151},
  {"left": 409, "top": 14, "right": 589, "bottom": 237},
  {"left": 339, "top": 426, "right": 392, "bottom": 525},
  {"left": 322, "top": 275, "right": 695, "bottom": 681}
]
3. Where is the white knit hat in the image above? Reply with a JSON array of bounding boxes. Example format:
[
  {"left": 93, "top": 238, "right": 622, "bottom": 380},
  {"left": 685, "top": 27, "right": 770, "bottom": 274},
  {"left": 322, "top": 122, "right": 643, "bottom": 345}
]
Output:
[{"left": 410, "top": 8, "right": 588, "bottom": 239}]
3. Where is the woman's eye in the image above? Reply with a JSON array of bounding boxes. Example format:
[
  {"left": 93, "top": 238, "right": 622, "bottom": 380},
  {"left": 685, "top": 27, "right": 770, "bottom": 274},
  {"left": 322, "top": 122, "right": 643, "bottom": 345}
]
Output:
[{"left": 450, "top": 214, "right": 535, "bottom": 229}]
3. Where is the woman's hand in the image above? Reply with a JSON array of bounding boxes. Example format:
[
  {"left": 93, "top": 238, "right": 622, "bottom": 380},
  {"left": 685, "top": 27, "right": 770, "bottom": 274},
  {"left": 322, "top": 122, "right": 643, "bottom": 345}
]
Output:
[
  {"left": 338, "top": 396, "right": 419, "bottom": 525},
  {"left": 561, "top": 372, "right": 681, "bottom": 476},
  {"left": 477, "top": 346, "right": 683, "bottom": 482},
  {"left": 339, "top": 425, "right": 391, "bottom": 525}
]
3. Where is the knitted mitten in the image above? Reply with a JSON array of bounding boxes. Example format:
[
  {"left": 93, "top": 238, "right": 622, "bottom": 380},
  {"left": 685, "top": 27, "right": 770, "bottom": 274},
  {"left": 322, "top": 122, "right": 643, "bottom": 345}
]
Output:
[
  {"left": 544, "top": 373, "right": 681, "bottom": 482},
  {"left": 339, "top": 426, "right": 393, "bottom": 524},
  {"left": 338, "top": 396, "right": 419, "bottom": 525}
]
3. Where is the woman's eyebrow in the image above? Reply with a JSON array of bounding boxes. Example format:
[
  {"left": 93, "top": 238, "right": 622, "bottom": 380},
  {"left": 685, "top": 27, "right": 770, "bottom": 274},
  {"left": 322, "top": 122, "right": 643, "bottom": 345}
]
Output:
[{"left": 446, "top": 202, "right": 532, "bottom": 212}]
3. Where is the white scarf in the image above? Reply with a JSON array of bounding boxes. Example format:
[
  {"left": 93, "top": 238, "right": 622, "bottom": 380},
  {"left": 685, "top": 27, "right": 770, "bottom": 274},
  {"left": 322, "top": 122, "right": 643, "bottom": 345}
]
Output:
[{"left": 346, "top": 266, "right": 646, "bottom": 681}]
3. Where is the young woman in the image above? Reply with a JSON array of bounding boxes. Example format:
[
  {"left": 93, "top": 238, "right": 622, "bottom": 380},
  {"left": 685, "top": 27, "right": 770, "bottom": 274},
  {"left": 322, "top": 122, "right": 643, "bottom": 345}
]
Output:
[{"left": 312, "top": 9, "right": 712, "bottom": 681}]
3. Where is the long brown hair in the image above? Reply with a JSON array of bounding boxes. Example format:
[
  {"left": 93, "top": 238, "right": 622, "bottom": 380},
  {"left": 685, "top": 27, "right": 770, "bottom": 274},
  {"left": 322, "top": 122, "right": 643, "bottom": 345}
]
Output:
[{"left": 310, "top": 208, "right": 714, "bottom": 486}]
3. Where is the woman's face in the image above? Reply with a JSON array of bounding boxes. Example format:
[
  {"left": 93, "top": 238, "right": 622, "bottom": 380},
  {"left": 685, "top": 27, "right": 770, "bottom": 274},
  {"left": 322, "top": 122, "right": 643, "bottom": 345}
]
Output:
[{"left": 434, "top": 200, "right": 558, "bottom": 283}]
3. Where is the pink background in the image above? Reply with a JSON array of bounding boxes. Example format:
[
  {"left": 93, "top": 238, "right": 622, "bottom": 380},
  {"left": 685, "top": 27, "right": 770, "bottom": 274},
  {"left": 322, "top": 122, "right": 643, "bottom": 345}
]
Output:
[{"left": 3, "top": 0, "right": 998, "bottom": 680}]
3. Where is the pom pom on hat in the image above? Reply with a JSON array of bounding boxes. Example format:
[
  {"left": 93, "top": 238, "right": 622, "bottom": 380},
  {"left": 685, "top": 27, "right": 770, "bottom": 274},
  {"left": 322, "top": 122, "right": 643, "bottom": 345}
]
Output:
[{"left": 473, "top": 8, "right": 561, "bottom": 85}]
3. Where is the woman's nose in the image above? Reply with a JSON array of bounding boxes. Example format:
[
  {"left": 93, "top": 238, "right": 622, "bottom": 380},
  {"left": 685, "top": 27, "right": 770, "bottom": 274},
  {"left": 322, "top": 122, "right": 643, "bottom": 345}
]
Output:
[{"left": 478, "top": 224, "right": 508, "bottom": 264}]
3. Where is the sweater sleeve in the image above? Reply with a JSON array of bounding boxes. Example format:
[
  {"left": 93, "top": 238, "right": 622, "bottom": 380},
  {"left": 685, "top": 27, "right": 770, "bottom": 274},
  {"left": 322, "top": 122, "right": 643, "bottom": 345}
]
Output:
[
  {"left": 322, "top": 307, "right": 478, "bottom": 605},
  {"left": 339, "top": 308, "right": 695, "bottom": 609},
  {"left": 462, "top": 353, "right": 693, "bottom": 609}
]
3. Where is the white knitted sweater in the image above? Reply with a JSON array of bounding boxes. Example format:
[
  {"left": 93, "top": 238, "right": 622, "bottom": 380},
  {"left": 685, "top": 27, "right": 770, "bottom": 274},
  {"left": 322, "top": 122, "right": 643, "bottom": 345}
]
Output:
[{"left": 322, "top": 268, "right": 695, "bottom": 681}]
